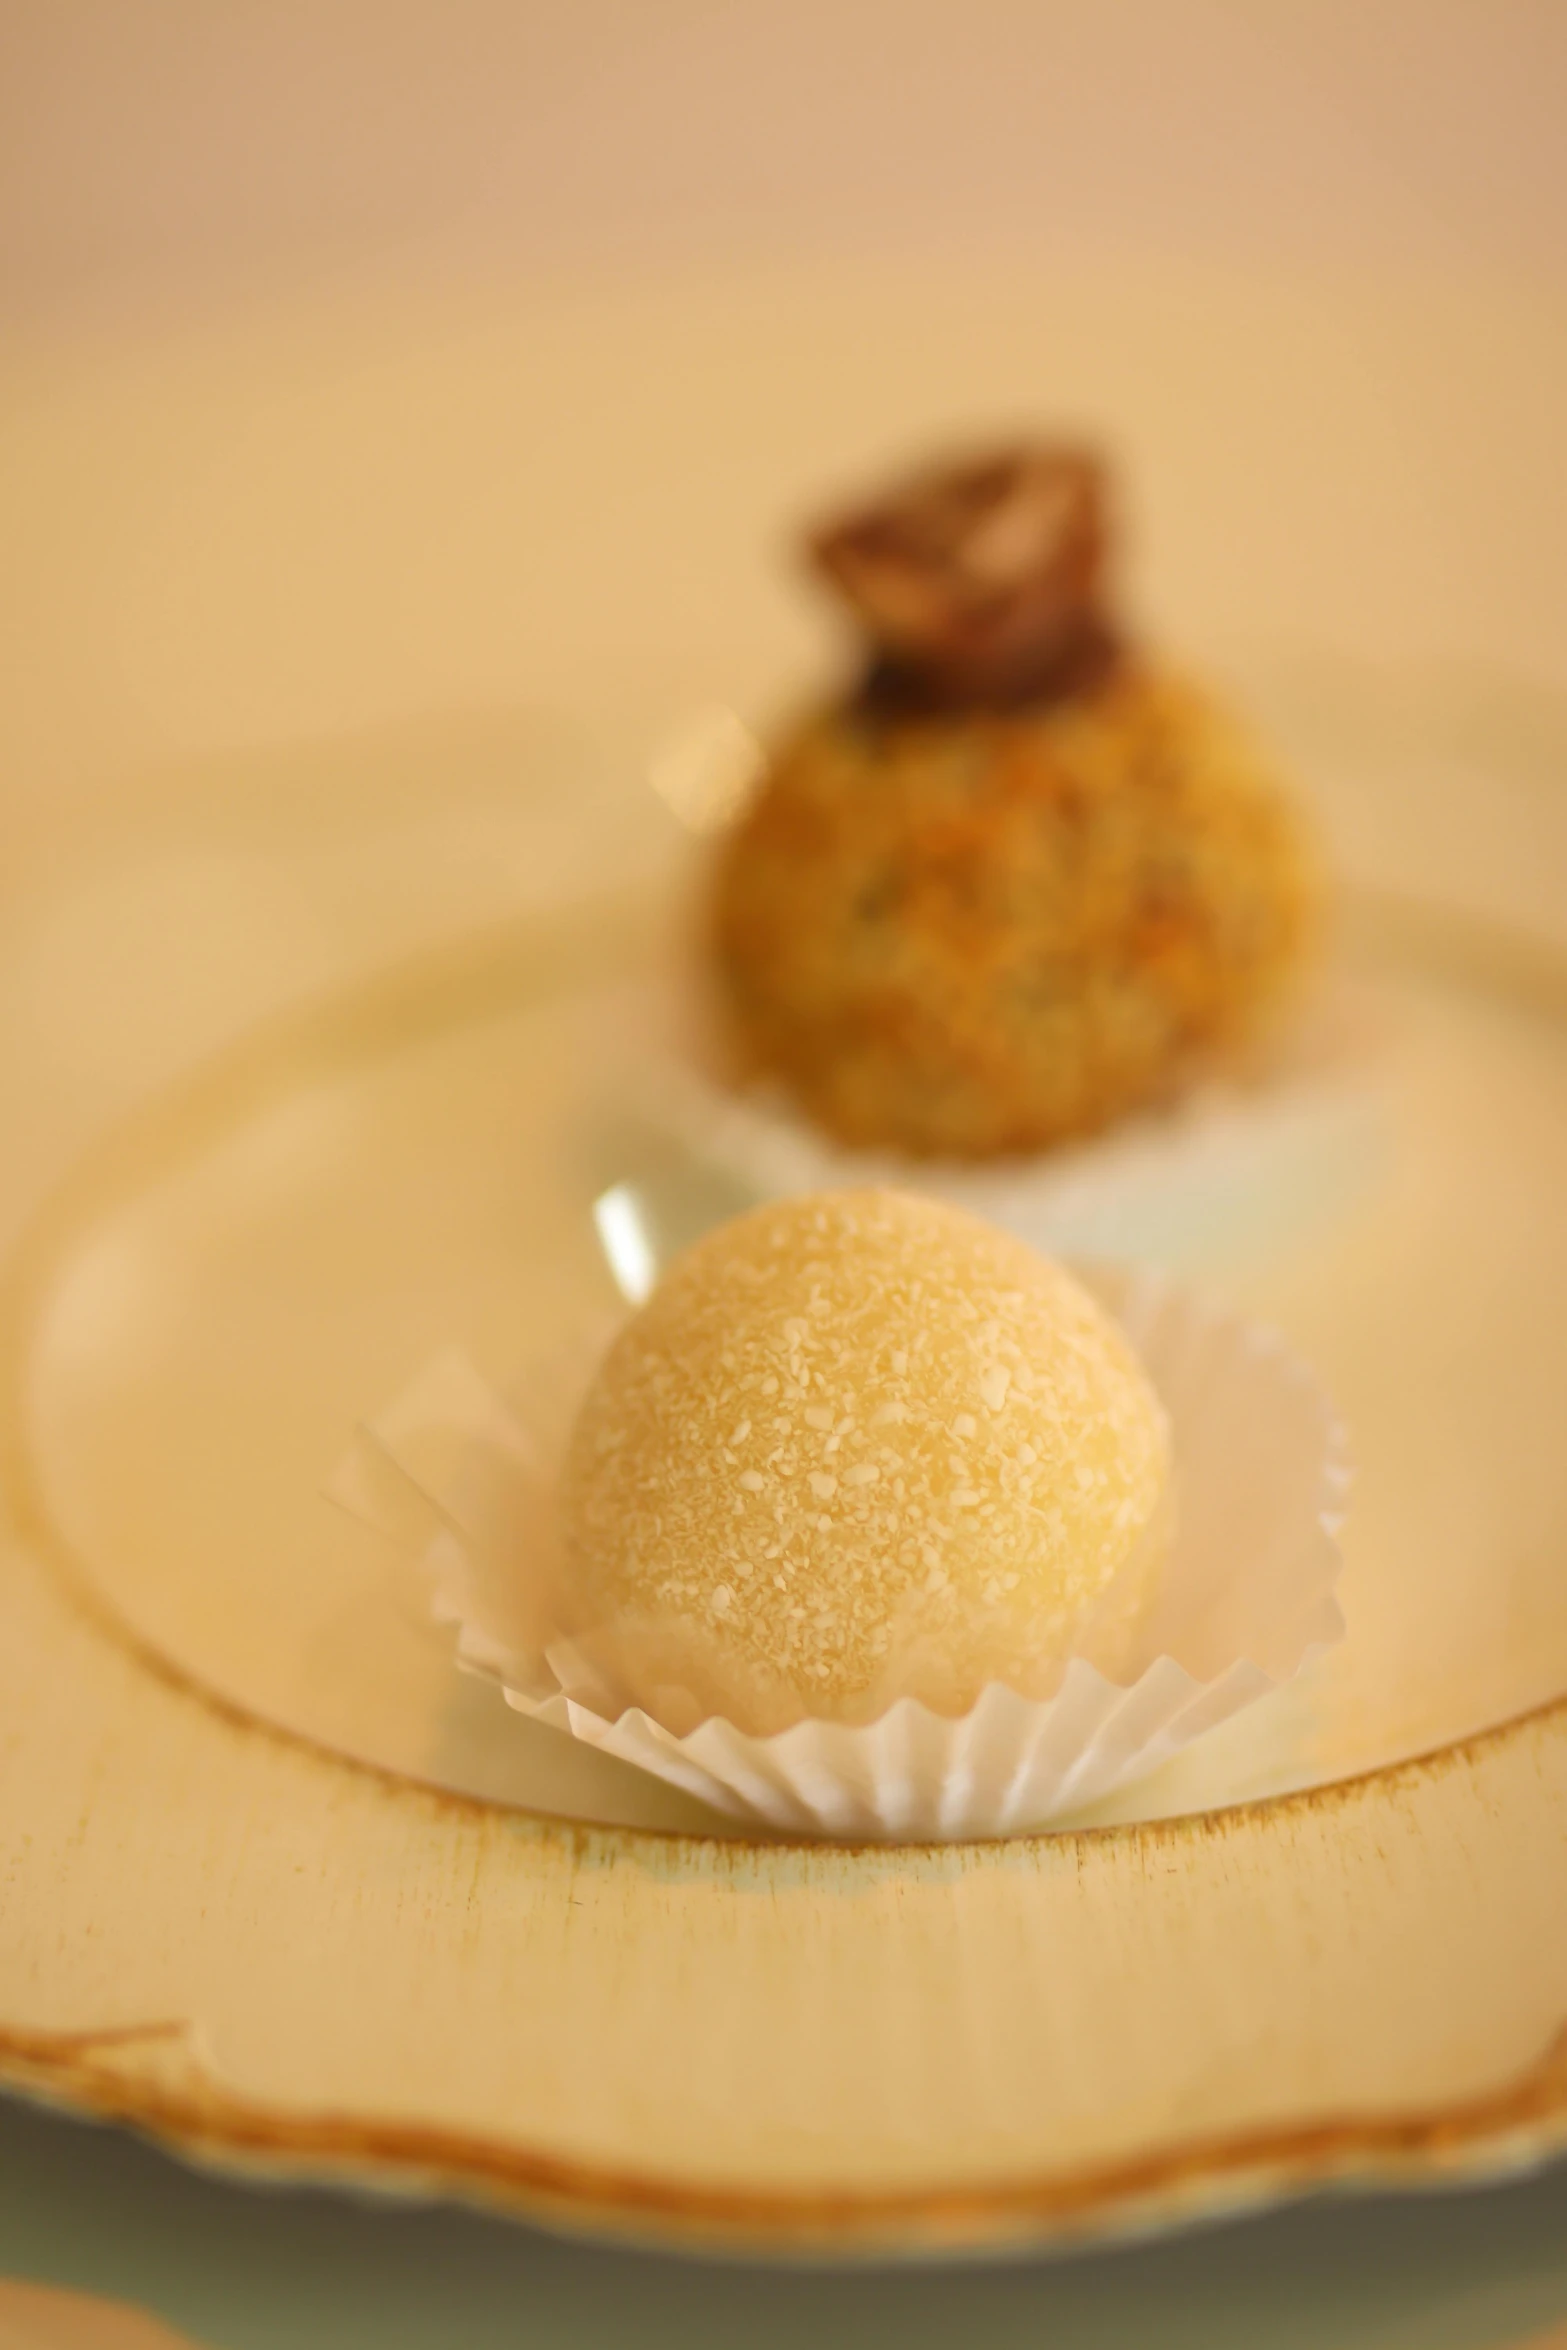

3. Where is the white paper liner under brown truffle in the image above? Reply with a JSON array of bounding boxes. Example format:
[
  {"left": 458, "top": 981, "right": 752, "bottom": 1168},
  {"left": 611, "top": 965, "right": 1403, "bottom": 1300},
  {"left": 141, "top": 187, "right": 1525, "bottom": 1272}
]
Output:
[
  {"left": 331, "top": 1266, "right": 1347, "bottom": 1841},
  {"left": 636, "top": 976, "right": 1385, "bottom": 1271}
]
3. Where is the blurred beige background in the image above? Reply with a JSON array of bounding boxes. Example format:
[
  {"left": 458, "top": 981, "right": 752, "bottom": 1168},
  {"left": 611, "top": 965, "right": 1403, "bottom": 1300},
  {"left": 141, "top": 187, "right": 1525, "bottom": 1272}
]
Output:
[
  {"left": 3, "top": 0, "right": 1566, "bottom": 323},
  {"left": 2, "top": 0, "right": 1565, "bottom": 1033}
]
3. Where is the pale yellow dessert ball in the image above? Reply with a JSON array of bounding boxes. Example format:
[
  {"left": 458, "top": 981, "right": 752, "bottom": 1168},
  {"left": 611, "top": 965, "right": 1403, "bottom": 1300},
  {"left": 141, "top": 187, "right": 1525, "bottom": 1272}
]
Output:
[{"left": 560, "top": 1189, "right": 1170, "bottom": 1733}]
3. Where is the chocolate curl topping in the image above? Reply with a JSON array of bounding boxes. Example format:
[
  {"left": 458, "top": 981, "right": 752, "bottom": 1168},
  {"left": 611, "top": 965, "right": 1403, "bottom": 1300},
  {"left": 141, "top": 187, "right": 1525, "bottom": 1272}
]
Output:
[{"left": 809, "top": 443, "right": 1117, "bottom": 708}]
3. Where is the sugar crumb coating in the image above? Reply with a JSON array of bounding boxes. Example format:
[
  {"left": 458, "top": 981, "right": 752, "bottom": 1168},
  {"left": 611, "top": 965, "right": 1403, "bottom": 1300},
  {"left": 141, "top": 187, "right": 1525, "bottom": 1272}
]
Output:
[
  {"left": 710, "top": 664, "right": 1320, "bottom": 1159},
  {"left": 560, "top": 1189, "right": 1170, "bottom": 1733}
]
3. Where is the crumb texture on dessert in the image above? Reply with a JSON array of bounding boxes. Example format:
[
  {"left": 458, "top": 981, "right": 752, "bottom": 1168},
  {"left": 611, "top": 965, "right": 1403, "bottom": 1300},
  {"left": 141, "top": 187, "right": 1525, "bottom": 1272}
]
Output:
[
  {"left": 710, "top": 665, "right": 1320, "bottom": 1159},
  {"left": 560, "top": 1190, "right": 1169, "bottom": 1732}
]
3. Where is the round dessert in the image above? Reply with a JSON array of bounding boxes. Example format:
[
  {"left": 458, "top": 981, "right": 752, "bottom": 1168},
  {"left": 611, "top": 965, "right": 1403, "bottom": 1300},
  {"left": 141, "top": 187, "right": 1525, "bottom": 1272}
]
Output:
[
  {"left": 560, "top": 1189, "right": 1171, "bottom": 1734},
  {"left": 708, "top": 444, "right": 1320, "bottom": 1159}
]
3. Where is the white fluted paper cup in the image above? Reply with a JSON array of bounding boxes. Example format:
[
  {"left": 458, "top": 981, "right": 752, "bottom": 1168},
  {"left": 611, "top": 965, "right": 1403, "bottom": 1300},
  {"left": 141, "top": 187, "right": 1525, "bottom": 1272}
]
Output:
[
  {"left": 331, "top": 1265, "right": 1347, "bottom": 1841},
  {"left": 633, "top": 975, "right": 1385, "bottom": 1272}
]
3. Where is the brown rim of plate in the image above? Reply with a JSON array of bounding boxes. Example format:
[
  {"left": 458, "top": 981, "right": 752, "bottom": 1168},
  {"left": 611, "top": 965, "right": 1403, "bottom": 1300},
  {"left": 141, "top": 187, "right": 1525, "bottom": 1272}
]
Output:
[{"left": 1, "top": 1987, "right": 1565, "bottom": 2256}]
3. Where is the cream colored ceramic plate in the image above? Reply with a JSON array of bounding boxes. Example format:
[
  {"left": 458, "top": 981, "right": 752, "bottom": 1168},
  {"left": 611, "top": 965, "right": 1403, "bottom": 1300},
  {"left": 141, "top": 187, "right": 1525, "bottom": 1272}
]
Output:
[{"left": 2, "top": 856, "right": 1567, "bottom": 2254}]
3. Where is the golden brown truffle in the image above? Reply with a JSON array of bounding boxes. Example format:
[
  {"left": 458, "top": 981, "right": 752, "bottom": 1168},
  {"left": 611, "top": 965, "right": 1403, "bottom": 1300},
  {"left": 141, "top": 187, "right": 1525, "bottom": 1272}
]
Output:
[
  {"left": 560, "top": 1189, "right": 1170, "bottom": 1733},
  {"left": 711, "top": 662, "right": 1319, "bottom": 1159},
  {"left": 707, "top": 440, "right": 1319, "bottom": 1160}
]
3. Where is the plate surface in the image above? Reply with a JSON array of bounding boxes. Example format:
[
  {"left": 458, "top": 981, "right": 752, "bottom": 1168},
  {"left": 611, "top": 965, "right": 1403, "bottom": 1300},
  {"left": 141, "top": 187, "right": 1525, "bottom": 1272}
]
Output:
[
  {"left": 3, "top": 875, "right": 1567, "bottom": 2256},
  {"left": 8, "top": 890, "right": 1567, "bottom": 1838}
]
